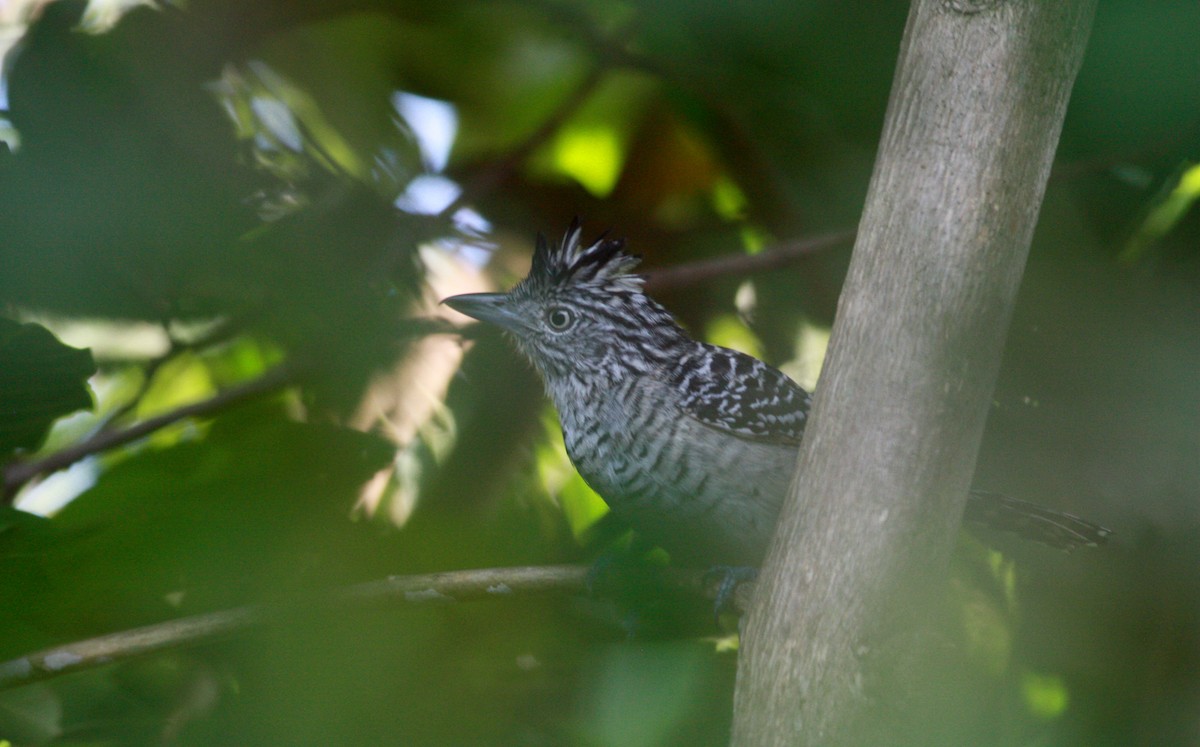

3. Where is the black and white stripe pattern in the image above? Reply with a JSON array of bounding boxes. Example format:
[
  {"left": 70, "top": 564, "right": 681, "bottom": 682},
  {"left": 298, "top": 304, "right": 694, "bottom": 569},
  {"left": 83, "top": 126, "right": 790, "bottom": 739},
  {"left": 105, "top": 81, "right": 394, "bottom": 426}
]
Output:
[
  {"left": 521, "top": 217, "right": 644, "bottom": 297},
  {"left": 447, "top": 221, "right": 1111, "bottom": 564},
  {"left": 671, "top": 344, "right": 811, "bottom": 445}
]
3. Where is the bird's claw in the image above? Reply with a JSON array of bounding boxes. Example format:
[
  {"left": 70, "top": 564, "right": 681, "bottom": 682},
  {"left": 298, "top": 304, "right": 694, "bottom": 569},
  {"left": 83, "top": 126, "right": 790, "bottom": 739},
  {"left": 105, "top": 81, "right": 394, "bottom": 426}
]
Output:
[{"left": 703, "top": 565, "right": 758, "bottom": 625}]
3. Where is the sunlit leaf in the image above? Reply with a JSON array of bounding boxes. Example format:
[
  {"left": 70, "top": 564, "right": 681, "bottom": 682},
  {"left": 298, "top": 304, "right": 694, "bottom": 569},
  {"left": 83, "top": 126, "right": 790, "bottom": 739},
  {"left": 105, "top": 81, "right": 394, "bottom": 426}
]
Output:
[
  {"left": 710, "top": 176, "right": 748, "bottom": 221},
  {"left": 711, "top": 633, "right": 739, "bottom": 653},
  {"left": 136, "top": 353, "right": 215, "bottom": 419},
  {"left": 738, "top": 225, "right": 769, "bottom": 254},
  {"left": 558, "top": 471, "right": 609, "bottom": 539},
  {"left": 552, "top": 126, "right": 623, "bottom": 197},
  {"left": 1121, "top": 161, "right": 1200, "bottom": 263},
  {"left": 530, "top": 70, "right": 655, "bottom": 197},
  {"left": 1022, "top": 671, "right": 1070, "bottom": 719},
  {"left": 704, "top": 314, "right": 764, "bottom": 359},
  {"left": 80, "top": 0, "right": 155, "bottom": 33},
  {"left": 201, "top": 336, "right": 283, "bottom": 384},
  {"left": 535, "top": 408, "right": 607, "bottom": 538},
  {"left": 780, "top": 321, "right": 829, "bottom": 392}
]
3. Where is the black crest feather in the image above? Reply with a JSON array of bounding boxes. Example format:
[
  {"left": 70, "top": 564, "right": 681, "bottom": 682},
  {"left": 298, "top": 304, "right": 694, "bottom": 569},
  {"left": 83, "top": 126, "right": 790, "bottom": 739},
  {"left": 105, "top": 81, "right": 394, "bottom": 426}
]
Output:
[{"left": 522, "top": 218, "right": 643, "bottom": 294}]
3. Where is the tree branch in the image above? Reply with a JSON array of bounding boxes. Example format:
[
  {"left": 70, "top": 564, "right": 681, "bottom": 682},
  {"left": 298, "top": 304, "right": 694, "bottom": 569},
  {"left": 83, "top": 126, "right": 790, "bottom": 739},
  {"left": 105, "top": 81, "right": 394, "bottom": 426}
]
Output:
[
  {"left": 440, "top": 229, "right": 853, "bottom": 342},
  {"left": 0, "top": 565, "right": 721, "bottom": 691},
  {"left": 732, "top": 1, "right": 1098, "bottom": 744},
  {"left": 3, "top": 365, "right": 295, "bottom": 500},
  {"left": 96, "top": 317, "right": 251, "bottom": 431},
  {"left": 643, "top": 229, "right": 855, "bottom": 293}
]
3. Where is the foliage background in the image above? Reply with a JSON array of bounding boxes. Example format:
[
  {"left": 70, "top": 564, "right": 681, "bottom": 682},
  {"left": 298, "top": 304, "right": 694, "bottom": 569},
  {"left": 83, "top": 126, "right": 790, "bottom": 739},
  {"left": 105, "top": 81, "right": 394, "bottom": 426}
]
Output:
[{"left": 0, "top": 0, "right": 1197, "bottom": 744}]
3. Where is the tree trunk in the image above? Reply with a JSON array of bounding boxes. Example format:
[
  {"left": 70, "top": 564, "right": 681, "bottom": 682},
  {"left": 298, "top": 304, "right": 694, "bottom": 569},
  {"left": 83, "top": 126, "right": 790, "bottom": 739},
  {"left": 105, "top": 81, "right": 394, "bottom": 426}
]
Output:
[{"left": 731, "top": 1, "right": 1097, "bottom": 745}]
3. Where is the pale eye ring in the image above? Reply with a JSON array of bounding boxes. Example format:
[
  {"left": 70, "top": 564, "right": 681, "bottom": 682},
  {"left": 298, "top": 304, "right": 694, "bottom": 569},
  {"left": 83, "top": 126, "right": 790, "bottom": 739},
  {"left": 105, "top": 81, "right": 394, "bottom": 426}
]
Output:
[{"left": 545, "top": 306, "right": 576, "bottom": 331}]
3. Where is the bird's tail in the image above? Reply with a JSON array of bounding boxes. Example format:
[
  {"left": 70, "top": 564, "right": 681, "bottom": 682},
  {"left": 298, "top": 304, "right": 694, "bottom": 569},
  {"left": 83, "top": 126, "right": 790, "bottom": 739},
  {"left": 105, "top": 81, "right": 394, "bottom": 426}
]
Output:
[{"left": 964, "top": 490, "right": 1111, "bottom": 550}]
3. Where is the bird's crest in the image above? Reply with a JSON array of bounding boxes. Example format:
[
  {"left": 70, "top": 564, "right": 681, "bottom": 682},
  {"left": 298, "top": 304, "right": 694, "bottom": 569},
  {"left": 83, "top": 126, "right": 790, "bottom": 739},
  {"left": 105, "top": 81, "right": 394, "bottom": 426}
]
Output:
[{"left": 524, "top": 218, "right": 644, "bottom": 294}]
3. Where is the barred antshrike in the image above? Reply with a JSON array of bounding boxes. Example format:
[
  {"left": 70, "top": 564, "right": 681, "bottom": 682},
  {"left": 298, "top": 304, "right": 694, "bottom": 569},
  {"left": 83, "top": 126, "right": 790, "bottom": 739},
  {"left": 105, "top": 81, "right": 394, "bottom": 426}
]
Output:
[{"left": 445, "top": 222, "right": 1109, "bottom": 567}]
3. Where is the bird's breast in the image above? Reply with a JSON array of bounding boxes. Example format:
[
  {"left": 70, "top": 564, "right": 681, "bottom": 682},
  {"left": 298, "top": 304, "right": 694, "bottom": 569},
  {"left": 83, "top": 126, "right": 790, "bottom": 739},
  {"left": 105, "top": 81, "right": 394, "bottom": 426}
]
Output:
[{"left": 557, "top": 380, "right": 798, "bottom": 566}]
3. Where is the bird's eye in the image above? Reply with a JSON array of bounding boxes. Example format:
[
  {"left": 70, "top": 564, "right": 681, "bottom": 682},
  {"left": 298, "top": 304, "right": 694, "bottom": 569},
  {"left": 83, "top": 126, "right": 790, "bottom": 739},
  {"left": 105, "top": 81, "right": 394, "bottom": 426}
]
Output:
[{"left": 546, "top": 307, "right": 576, "bottom": 331}]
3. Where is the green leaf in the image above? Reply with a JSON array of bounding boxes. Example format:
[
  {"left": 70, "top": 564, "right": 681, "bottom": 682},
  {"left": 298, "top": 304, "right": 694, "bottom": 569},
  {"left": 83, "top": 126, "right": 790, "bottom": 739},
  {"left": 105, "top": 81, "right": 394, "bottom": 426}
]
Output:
[
  {"left": 0, "top": 318, "right": 95, "bottom": 458},
  {"left": 577, "top": 643, "right": 716, "bottom": 747},
  {"left": 12, "top": 415, "right": 396, "bottom": 636},
  {"left": 1022, "top": 671, "right": 1070, "bottom": 719},
  {"left": 1121, "top": 161, "right": 1200, "bottom": 263}
]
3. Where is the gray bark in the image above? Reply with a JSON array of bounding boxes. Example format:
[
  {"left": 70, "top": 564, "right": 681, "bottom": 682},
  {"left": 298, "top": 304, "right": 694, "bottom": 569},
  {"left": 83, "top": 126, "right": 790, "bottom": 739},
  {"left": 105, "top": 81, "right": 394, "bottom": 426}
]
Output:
[{"left": 731, "top": 1, "right": 1097, "bottom": 745}]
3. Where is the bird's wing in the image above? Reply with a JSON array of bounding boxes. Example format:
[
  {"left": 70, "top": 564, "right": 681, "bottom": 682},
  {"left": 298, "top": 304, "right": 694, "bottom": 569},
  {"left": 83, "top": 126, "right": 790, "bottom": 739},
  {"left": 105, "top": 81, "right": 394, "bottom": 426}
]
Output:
[{"left": 671, "top": 344, "right": 811, "bottom": 446}]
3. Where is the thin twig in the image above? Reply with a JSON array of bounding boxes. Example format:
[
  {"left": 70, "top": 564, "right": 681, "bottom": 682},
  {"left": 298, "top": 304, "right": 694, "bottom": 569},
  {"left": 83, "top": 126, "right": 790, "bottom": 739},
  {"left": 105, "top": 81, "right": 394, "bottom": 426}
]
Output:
[
  {"left": 434, "top": 228, "right": 856, "bottom": 338},
  {"left": 644, "top": 228, "right": 856, "bottom": 293},
  {"left": 0, "top": 565, "right": 729, "bottom": 691},
  {"left": 3, "top": 365, "right": 295, "bottom": 500},
  {"left": 96, "top": 317, "right": 250, "bottom": 432},
  {"left": 0, "top": 607, "right": 261, "bottom": 691}
]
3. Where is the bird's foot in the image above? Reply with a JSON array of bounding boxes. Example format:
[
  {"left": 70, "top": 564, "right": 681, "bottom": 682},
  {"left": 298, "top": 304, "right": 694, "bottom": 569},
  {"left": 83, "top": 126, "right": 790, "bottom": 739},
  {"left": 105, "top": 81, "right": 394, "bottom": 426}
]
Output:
[{"left": 703, "top": 565, "right": 759, "bottom": 625}]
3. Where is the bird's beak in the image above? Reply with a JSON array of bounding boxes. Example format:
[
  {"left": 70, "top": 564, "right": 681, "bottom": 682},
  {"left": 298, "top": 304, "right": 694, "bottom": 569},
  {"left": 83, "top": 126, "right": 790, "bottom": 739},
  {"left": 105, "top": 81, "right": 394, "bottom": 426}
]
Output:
[{"left": 442, "top": 292, "right": 528, "bottom": 333}]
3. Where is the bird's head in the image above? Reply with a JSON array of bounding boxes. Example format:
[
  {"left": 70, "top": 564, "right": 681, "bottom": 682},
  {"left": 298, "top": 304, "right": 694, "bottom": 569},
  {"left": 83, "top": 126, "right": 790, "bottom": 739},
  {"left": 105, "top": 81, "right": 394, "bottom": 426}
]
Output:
[{"left": 444, "top": 220, "right": 686, "bottom": 383}]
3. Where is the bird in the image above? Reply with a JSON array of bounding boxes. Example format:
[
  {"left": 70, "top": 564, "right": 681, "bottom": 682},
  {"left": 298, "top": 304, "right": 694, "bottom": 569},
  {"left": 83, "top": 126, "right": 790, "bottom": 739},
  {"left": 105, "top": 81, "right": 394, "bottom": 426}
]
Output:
[{"left": 443, "top": 220, "right": 1110, "bottom": 569}]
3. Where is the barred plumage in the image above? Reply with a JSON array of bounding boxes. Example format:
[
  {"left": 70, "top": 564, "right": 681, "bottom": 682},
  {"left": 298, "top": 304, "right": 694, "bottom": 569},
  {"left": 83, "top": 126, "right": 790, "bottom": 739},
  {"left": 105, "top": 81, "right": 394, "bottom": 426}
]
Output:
[{"left": 445, "top": 221, "right": 1110, "bottom": 566}]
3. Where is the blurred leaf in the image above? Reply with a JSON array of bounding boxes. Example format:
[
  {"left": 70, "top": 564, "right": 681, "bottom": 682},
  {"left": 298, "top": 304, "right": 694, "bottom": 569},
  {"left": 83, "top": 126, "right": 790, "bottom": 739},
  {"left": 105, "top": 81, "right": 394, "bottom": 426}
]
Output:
[
  {"left": 620, "top": 113, "right": 726, "bottom": 227},
  {"left": 1068, "top": 3, "right": 1200, "bottom": 156},
  {"left": 18, "top": 415, "right": 395, "bottom": 635},
  {"left": 710, "top": 176, "right": 749, "bottom": 222},
  {"left": 0, "top": 1, "right": 263, "bottom": 318},
  {"left": 200, "top": 335, "right": 283, "bottom": 384},
  {"left": 1121, "top": 162, "right": 1200, "bottom": 263},
  {"left": 0, "top": 505, "right": 60, "bottom": 591},
  {"left": 217, "top": 59, "right": 375, "bottom": 183},
  {"left": 949, "top": 538, "right": 1018, "bottom": 677},
  {"left": 0, "top": 506, "right": 70, "bottom": 656},
  {"left": 954, "top": 579, "right": 1013, "bottom": 677},
  {"left": 255, "top": 13, "right": 421, "bottom": 186},
  {"left": 534, "top": 409, "right": 608, "bottom": 540},
  {"left": 985, "top": 548, "right": 1019, "bottom": 612},
  {"left": 417, "top": 4, "right": 592, "bottom": 159},
  {"left": 0, "top": 318, "right": 95, "bottom": 458},
  {"left": 703, "top": 313, "right": 764, "bottom": 359},
  {"left": 552, "top": 125, "right": 624, "bottom": 197},
  {"left": 0, "top": 685, "right": 62, "bottom": 744},
  {"left": 557, "top": 471, "right": 610, "bottom": 541},
  {"left": 137, "top": 353, "right": 216, "bottom": 420},
  {"left": 577, "top": 642, "right": 719, "bottom": 747},
  {"left": 0, "top": 0, "right": 1192, "bottom": 743},
  {"left": 533, "top": 71, "right": 658, "bottom": 197},
  {"left": 1022, "top": 672, "right": 1070, "bottom": 720}
]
